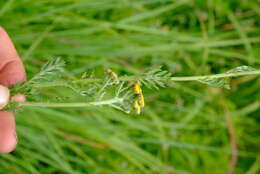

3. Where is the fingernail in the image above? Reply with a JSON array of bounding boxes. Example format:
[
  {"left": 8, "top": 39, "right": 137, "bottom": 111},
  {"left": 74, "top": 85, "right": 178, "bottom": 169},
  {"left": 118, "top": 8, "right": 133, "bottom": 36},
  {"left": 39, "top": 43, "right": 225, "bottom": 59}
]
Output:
[{"left": 0, "top": 85, "right": 10, "bottom": 110}]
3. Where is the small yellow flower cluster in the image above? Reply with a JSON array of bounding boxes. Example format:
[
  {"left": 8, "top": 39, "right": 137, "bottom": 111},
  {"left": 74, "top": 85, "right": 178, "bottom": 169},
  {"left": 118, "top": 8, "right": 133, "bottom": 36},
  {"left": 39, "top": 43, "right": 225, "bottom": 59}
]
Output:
[
  {"left": 107, "top": 69, "right": 145, "bottom": 114},
  {"left": 133, "top": 82, "right": 145, "bottom": 114}
]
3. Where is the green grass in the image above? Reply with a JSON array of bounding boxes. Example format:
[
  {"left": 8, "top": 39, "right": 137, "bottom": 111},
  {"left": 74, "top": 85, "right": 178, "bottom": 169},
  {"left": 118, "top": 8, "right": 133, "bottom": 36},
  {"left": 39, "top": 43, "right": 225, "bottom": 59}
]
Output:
[{"left": 0, "top": 0, "right": 260, "bottom": 173}]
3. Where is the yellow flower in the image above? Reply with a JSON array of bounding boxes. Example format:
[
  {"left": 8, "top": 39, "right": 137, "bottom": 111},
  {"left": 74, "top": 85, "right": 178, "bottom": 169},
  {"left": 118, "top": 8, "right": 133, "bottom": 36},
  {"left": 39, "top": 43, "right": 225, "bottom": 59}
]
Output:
[
  {"left": 134, "top": 99, "right": 141, "bottom": 115},
  {"left": 138, "top": 94, "right": 145, "bottom": 108},
  {"left": 134, "top": 82, "right": 142, "bottom": 94},
  {"left": 133, "top": 81, "right": 145, "bottom": 114}
]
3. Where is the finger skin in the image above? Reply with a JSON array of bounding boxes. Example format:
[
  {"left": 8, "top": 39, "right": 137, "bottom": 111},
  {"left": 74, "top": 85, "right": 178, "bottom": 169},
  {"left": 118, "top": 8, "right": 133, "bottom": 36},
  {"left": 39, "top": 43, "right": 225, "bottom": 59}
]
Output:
[
  {"left": 0, "top": 27, "right": 26, "bottom": 86},
  {"left": 0, "top": 111, "right": 16, "bottom": 153},
  {"left": 11, "top": 94, "right": 26, "bottom": 103},
  {"left": 0, "top": 27, "right": 26, "bottom": 153}
]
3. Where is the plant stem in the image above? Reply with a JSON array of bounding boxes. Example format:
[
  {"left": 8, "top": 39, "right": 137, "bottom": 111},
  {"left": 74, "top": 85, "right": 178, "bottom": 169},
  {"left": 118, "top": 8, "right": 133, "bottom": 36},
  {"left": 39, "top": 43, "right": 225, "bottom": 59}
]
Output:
[
  {"left": 29, "top": 70, "right": 260, "bottom": 88},
  {"left": 170, "top": 70, "right": 260, "bottom": 81},
  {"left": 20, "top": 98, "right": 123, "bottom": 108},
  {"left": 12, "top": 69, "right": 260, "bottom": 109},
  {"left": 29, "top": 76, "right": 136, "bottom": 88}
]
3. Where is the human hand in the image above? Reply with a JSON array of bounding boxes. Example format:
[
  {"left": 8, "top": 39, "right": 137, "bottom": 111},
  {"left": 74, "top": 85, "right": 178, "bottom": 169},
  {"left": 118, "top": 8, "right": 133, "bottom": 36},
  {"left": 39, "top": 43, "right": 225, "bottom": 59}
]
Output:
[{"left": 0, "top": 27, "right": 26, "bottom": 153}]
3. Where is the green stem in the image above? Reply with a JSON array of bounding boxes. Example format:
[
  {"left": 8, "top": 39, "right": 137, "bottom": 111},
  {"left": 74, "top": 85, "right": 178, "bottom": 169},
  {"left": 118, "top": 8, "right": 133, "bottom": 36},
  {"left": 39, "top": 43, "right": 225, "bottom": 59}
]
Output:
[
  {"left": 29, "top": 70, "right": 260, "bottom": 88},
  {"left": 20, "top": 98, "right": 123, "bottom": 108},
  {"left": 170, "top": 70, "right": 260, "bottom": 81},
  {"left": 29, "top": 76, "right": 136, "bottom": 88},
  {"left": 12, "top": 69, "right": 260, "bottom": 109}
]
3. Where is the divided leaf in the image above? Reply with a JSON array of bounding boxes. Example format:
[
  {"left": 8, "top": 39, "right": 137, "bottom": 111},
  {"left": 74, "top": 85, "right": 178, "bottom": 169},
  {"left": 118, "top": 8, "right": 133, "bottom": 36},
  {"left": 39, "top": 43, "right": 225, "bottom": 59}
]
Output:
[
  {"left": 29, "top": 58, "right": 65, "bottom": 84},
  {"left": 197, "top": 77, "right": 230, "bottom": 89},
  {"left": 226, "top": 65, "right": 255, "bottom": 73},
  {"left": 197, "top": 66, "right": 255, "bottom": 89},
  {"left": 139, "top": 66, "right": 172, "bottom": 89},
  {"left": 10, "top": 58, "right": 66, "bottom": 95}
]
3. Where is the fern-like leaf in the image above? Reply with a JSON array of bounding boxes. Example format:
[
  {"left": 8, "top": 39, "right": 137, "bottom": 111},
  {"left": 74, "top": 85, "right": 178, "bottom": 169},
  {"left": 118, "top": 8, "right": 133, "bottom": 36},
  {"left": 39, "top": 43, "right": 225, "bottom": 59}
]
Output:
[
  {"left": 226, "top": 65, "right": 255, "bottom": 73},
  {"left": 197, "top": 77, "right": 230, "bottom": 89},
  {"left": 29, "top": 58, "right": 65, "bottom": 84},
  {"left": 139, "top": 66, "right": 172, "bottom": 89},
  {"left": 197, "top": 66, "right": 255, "bottom": 89}
]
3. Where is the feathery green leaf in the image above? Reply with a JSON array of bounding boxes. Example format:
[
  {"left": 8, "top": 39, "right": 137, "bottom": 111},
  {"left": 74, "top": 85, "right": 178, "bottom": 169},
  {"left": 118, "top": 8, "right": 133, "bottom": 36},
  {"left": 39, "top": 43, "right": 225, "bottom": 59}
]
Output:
[{"left": 197, "top": 66, "right": 256, "bottom": 89}]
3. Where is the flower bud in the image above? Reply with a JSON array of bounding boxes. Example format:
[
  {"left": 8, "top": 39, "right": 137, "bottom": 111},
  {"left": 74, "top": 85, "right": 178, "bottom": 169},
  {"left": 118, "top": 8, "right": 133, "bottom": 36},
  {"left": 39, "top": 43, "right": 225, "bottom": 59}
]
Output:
[{"left": 0, "top": 85, "right": 10, "bottom": 110}]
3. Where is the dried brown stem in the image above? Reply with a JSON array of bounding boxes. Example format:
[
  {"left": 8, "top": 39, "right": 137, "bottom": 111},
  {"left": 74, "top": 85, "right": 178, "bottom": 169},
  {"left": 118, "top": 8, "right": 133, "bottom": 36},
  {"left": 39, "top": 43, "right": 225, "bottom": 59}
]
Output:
[
  {"left": 220, "top": 95, "right": 238, "bottom": 174},
  {"left": 59, "top": 130, "right": 111, "bottom": 150}
]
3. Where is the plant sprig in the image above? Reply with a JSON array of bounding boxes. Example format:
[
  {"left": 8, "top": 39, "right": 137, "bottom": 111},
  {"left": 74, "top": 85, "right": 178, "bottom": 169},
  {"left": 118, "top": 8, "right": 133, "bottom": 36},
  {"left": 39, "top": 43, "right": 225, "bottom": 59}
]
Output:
[{"left": 9, "top": 58, "right": 260, "bottom": 114}]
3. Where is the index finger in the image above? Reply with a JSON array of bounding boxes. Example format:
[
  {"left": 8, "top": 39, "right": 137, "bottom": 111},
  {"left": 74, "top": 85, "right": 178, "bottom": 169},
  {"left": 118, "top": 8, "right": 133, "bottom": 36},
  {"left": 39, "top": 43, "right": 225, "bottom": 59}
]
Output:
[{"left": 0, "top": 27, "right": 26, "bottom": 86}]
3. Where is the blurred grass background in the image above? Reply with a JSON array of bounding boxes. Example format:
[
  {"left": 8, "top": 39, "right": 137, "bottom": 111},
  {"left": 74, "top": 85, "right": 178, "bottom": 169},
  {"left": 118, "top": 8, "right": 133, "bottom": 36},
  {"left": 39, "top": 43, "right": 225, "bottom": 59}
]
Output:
[{"left": 0, "top": 0, "right": 260, "bottom": 173}]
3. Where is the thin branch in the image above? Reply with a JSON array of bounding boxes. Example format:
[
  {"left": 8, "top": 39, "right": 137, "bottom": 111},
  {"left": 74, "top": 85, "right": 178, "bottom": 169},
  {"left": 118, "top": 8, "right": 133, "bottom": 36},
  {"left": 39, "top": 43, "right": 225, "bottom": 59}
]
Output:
[
  {"left": 59, "top": 131, "right": 111, "bottom": 149},
  {"left": 220, "top": 95, "right": 238, "bottom": 174},
  {"left": 170, "top": 70, "right": 260, "bottom": 81},
  {"left": 20, "top": 98, "right": 123, "bottom": 108},
  {"left": 29, "top": 69, "right": 260, "bottom": 89}
]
